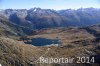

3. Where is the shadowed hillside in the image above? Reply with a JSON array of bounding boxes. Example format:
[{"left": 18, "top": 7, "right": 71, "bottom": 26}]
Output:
[{"left": 0, "top": 15, "right": 35, "bottom": 39}]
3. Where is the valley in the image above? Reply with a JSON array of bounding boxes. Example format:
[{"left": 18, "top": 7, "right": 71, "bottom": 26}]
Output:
[{"left": 0, "top": 8, "right": 100, "bottom": 66}]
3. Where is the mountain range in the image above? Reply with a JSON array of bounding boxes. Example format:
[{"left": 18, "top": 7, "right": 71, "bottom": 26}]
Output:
[{"left": 0, "top": 8, "right": 100, "bottom": 29}]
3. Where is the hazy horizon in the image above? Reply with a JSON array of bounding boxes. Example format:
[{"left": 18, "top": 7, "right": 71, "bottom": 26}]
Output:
[
  {"left": 0, "top": 7, "right": 100, "bottom": 11},
  {"left": 0, "top": 0, "right": 100, "bottom": 10}
]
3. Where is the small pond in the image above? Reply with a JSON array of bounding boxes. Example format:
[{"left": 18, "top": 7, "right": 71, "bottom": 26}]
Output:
[{"left": 31, "top": 38, "right": 60, "bottom": 46}]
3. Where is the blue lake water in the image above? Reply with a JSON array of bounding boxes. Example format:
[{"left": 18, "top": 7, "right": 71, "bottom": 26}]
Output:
[{"left": 32, "top": 38, "right": 60, "bottom": 46}]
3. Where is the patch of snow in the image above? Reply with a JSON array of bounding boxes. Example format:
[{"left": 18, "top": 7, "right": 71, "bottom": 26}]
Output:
[
  {"left": 0, "top": 64, "right": 2, "bottom": 66},
  {"left": 34, "top": 9, "right": 37, "bottom": 11}
]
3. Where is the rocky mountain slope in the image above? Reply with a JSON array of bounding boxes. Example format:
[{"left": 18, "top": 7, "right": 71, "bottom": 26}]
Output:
[
  {"left": 0, "top": 8, "right": 100, "bottom": 29},
  {"left": 0, "top": 14, "right": 35, "bottom": 39}
]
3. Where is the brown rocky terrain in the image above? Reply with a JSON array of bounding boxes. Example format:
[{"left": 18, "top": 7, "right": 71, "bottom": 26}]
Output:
[
  {"left": 0, "top": 25, "right": 100, "bottom": 66},
  {"left": 0, "top": 37, "right": 100, "bottom": 66}
]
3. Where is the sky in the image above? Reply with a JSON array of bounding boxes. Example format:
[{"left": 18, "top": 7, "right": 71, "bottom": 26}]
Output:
[{"left": 0, "top": 0, "right": 100, "bottom": 10}]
